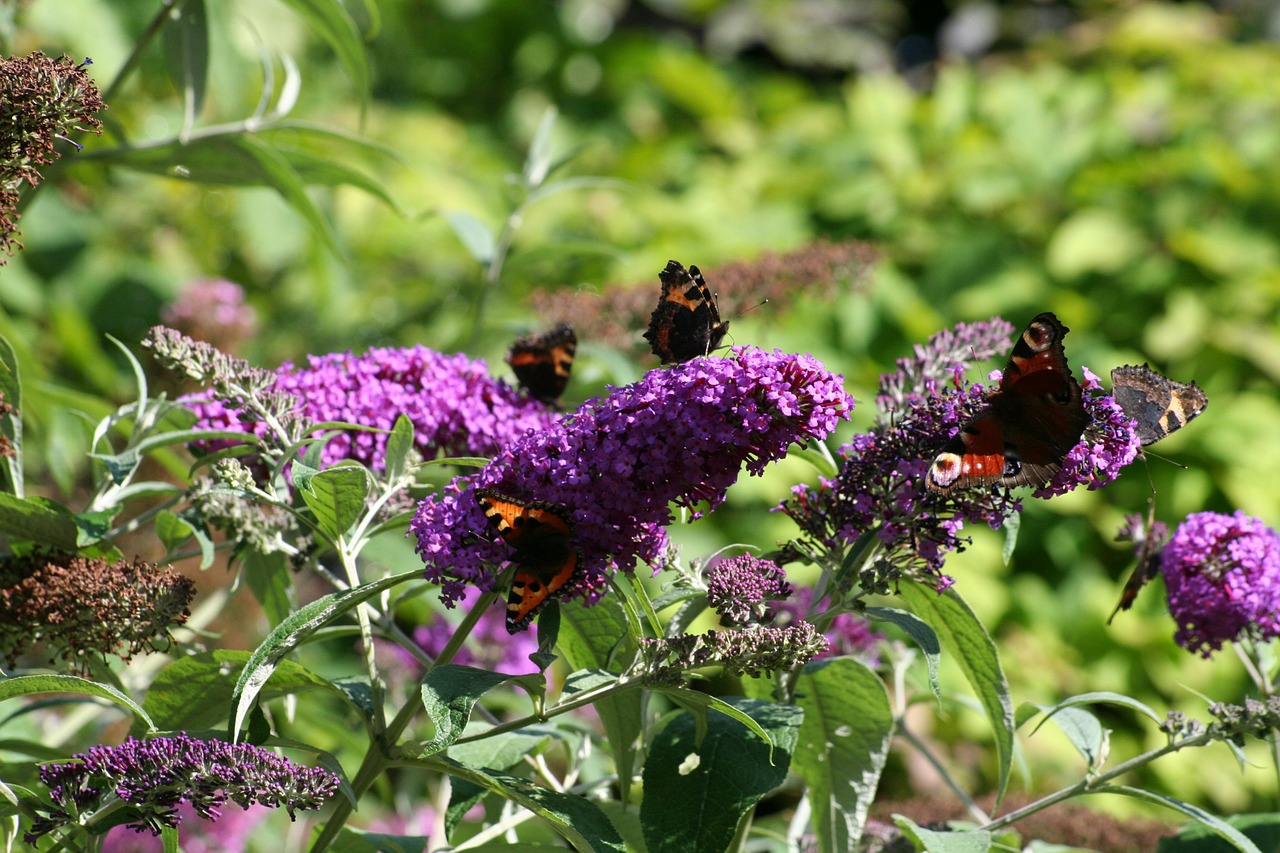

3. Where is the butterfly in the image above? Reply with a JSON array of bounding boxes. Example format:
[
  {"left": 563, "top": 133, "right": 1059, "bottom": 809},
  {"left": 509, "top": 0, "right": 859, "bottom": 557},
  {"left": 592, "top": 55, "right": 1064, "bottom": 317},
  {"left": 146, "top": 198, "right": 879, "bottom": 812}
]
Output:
[
  {"left": 643, "top": 260, "right": 729, "bottom": 364},
  {"left": 927, "top": 312, "right": 1088, "bottom": 494},
  {"left": 1110, "top": 364, "right": 1207, "bottom": 446},
  {"left": 506, "top": 324, "right": 576, "bottom": 405},
  {"left": 1108, "top": 502, "right": 1169, "bottom": 623},
  {"left": 475, "top": 490, "right": 580, "bottom": 633}
]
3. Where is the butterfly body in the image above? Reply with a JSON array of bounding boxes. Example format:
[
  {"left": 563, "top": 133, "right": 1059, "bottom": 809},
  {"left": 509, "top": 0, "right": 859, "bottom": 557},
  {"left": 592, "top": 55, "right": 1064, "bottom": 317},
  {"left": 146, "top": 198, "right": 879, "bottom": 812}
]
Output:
[
  {"left": 927, "top": 313, "right": 1087, "bottom": 494},
  {"left": 644, "top": 260, "right": 729, "bottom": 364},
  {"left": 507, "top": 325, "right": 576, "bottom": 405},
  {"left": 475, "top": 490, "right": 580, "bottom": 633},
  {"left": 1110, "top": 364, "right": 1207, "bottom": 446}
]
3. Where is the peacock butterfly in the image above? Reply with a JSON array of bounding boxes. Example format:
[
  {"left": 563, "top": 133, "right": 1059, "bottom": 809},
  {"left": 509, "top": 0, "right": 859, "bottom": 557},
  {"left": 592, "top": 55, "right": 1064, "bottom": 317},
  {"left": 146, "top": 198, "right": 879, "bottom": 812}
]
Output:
[{"left": 927, "top": 312, "right": 1087, "bottom": 494}]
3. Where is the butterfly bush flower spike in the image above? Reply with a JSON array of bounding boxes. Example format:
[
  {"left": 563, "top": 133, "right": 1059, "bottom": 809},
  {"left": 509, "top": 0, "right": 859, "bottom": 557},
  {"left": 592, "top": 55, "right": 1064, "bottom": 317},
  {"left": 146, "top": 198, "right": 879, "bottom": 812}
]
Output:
[
  {"left": 706, "top": 555, "right": 793, "bottom": 626},
  {"left": 26, "top": 735, "right": 340, "bottom": 843},
  {"left": 179, "top": 341, "right": 558, "bottom": 472},
  {"left": 411, "top": 347, "right": 854, "bottom": 612},
  {"left": 1160, "top": 511, "right": 1280, "bottom": 657}
]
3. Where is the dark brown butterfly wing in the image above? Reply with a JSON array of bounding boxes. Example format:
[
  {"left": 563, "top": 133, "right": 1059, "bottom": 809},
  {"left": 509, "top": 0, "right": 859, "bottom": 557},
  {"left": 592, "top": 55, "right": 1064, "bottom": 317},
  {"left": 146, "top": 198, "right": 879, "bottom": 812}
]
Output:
[{"left": 643, "top": 260, "right": 729, "bottom": 364}]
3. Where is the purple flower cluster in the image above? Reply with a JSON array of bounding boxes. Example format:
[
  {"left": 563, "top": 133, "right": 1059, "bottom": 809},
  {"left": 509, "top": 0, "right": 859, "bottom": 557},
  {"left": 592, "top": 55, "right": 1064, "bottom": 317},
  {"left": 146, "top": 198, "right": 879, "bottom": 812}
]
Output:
[
  {"left": 411, "top": 348, "right": 854, "bottom": 608},
  {"left": 782, "top": 318, "right": 1142, "bottom": 586},
  {"left": 705, "top": 555, "right": 794, "bottom": 626},
  {"left": 1160, "top": 511, "right": 1280, "bottom": 656},
  {"left": 186, "top": 345, "right": 558, "bottom": 472},
  {"left": 27, "top": 735, "right": 339, "bottom": 843}
]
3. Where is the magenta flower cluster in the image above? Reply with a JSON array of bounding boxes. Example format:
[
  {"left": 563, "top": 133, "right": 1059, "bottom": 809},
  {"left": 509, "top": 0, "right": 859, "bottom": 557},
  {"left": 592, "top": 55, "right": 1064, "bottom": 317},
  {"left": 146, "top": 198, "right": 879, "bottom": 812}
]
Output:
[
  {"left": 774, "top": 588, "right": 884, "bottom": 663},
  {"left": 187, "top": 345, "right": 558, "bottom": 471},
  {"left": 27, "top": 735, "right": 339, "bottom": 842},
  {"left": 1161, "top": 511, "right": 1280, "bottom": 656},
  {"left": 410, "top": 348, "right": 855, "bottom": 607}
]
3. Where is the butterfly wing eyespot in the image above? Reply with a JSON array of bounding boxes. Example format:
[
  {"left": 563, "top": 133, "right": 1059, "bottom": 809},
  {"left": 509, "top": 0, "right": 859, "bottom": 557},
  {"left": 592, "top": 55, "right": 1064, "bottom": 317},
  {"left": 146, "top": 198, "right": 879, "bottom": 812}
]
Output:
[
  {"left": 1111, "top": 363, "right": 1207, "bottom": 447},
  {"left": 475, "top": 490, "right": 580, "bottom": 632},
  {"left": 506, "top": 325, "right": 577, "bottom": 405},
  {"left": 927, "top": 312, "right": 1086, "bottom": 494},
  {"left": 643, "top": 260, "right": 730, "bottom": 364}
]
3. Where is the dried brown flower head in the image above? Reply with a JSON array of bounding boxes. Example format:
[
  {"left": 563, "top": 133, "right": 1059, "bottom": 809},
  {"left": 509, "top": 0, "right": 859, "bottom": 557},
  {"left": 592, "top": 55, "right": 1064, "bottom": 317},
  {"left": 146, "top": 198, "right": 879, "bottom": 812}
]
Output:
[
  {"left": 0, "top": 553, "right": 195, "bottom": 674},
  {"left": 0, "top": 51, "right": 106, "bottom": 262},
  {"left": 530, "top": 239, "right": 878, "bottom": 358}
]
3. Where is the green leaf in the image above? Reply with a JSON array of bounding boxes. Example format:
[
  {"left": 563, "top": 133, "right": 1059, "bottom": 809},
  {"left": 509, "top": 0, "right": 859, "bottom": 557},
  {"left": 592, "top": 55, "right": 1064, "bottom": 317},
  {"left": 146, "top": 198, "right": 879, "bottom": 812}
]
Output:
[
  {"left": 641, "top": 697, "right": 802, "bottom": 853},
  {"left": 656, "top": 688, "right": 777, "bottom": 757},
  {"left": 1000, "top": 510, "right": 1020, "bottom": 566},
  {"left": 0, "top": 492, "right": 77, "bottom": 549},
  {"left": 384, "top": 414, "right": 414, "bottom": 482},
  {"left": 439, "top": 757, "right": 625, "bottom": 852},
  {"left": 448, "top": 726, "right": 554, "bottom": 772},
  {"left": 276, "top": 0, "right": 370, "bottom": 108},
  {"left": 1099, "top": 786, "right": 1264, "bottom": 853},
  {"left": 895, "top": 815, "right": 992, "bottom": 852},
  {"left": 155, "top": 509, "right": 196, "bottom": 554},
  {"left": 230, "top": 569, "right": 420, "bottom": 738},
  {"left": 793, "top": 657, "right": 894, "bottom": 852},
  {"left": 444, "top": 210, "right": 496, "bottom": 266},
  {"left": 240, "top": 548, "right": 295, "bottom": 626},
  {"left": 0, "top": 335, "right": 23, "bottom": 496},
  {"left": 866, "top": 605, "right": 942, "bottom": 704},
  {"left": 417, "top": 665, "right": 517, "bottom": 757},
  {"left": 146, "top": 650, "right": 373, "bottom": 734},
  {"left": 1157, "top": 812, "right": 1280, "bottom": 853},
  {"left": 898, "top": 583, "right": 1014, "bottom": 804},
  {"left": 1023, "top": 703, "right": 1105, "bottom": 769},
  {"left": 1027, "top": 691, "right": 1164, "bottom": 729},
  {"left": 0, "top": 675, "right": 154, "bottom": 730},
  {"left": 563, "top": 668, "right": 641, "bottom": 802},
  {"left": 297, "top": 463, "right": 370, "bottom": 540},
  {"left": 523, "top": 106, "right": 558, "bottom": 188},
  {"left": 162, "top": 0, "right": 208, "bottom": 121}
]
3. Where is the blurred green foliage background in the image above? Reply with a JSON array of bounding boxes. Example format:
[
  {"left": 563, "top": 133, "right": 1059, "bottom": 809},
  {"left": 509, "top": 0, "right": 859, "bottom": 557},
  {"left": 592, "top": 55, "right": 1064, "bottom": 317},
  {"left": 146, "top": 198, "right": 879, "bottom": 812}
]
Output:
[{"left": 4, "top": 0, "right": 1279, "bottom": 822}]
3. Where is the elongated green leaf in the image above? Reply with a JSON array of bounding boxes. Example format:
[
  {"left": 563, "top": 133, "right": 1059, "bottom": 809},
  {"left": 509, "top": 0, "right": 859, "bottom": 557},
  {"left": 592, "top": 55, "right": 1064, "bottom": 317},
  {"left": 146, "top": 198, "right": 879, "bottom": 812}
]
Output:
[
  {"left": 147, "top": 650, "right": 364, "bottom": 733},
  {"left": 162, "top": 0, "right": 208, "bottom": 121},
  {"left": 0, "top": 492, "right": 77, "bottom": 549},
  {"left": 1000, "top": 510, "right": 1020, "bottom": 565},
  {"left": 898, "top": 583, "right": 1014, "bottom": 803},
  {"left": 448, "top": 726, "right": 553, "bottom": 773},
  {"left": 1158, "top": 812, "right": 1280, "bottom": 853},
  {"left": 1028, "top": 691, "right": 1163, "bottom": 729},
  {"left": 523, "top": 106, "right": 558, "bottom": 188},
  {"left": 866, "top": 605, "right": 942, "bottom": 703},
  {"left": 641, "top": 697, "right": 802, "bottom": 853},
  {"left": 657, "top": 687, "right": 776, "bottom": 757},
  {"left": 895, "top": 816, "right": 992, "bottom": 852},
  {"left": 230, "top": 569, "right": 421, "bottom": 738},
  {"left": 0, "top": 336, "right": 23, "bottom": 496},
  {"left": 563, "top": 669, "right": 641, "bottom": 802},
  {"left": 1023, "top": 703, "right": 1105, "bottom": 769},
  {"left": 440, "top": 757, "right": 625, "bottom": 852},
  {"left": 156, "top": 509, "right": 196, "bottom": 554},
  {"left": 793, "top": 658, "right": 894, "bottom": 853},
  {"left": 240, "top": 548, "right": 295, "bottom": 626},
  {"left": 0, "top": 675, "right": 154, "bottom": 730},
  {"left": 418, "top": 666, "right": 516, "bottom": 757},
  {"left": 276, "top": 0, "right": 370, "bottom": 107},
  {"left": 444, "top": 210, "right": 496, "bottom": 266},
  {"left": 384, "top": 414, "right": 414, "bottom": 482},
  {"left": 1098, "top": 785, "right": 1263, "bottom": 853},
  {"left": 298, "top": 464, "right": 370, "bottom": 540}
]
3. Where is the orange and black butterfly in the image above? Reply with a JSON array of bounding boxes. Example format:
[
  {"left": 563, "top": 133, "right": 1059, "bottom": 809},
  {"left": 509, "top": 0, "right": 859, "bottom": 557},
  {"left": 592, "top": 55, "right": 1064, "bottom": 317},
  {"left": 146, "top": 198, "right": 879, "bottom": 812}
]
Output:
[
  {"left": 475, "top": 489, "right": 580, "bottom": 633},
  {"left": 643, "top": 260, "right": 729, "bottom": 364},
  {"left": 506, "top": 324, "right": 576, "bottom": 405},
  {"left": 1110, "top": 364, "right": 1207, "bottom": 447}
]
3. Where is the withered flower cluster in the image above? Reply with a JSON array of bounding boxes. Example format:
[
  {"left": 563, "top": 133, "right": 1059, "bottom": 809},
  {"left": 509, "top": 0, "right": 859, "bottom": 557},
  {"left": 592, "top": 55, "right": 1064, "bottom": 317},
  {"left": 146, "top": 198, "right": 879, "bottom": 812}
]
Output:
[
  {"left": 0, "top": 552, "right": 195, "bottom": 674},
  {"left": 0, "top": 51, "right": 105, "bottom": 262}
]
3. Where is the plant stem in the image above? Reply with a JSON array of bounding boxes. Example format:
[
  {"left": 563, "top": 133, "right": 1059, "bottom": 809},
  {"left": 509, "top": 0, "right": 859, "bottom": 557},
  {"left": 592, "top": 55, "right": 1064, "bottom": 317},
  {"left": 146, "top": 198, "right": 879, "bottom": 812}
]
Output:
[{"left": 897, "top": 722, "right": 990, "bottom": 824}]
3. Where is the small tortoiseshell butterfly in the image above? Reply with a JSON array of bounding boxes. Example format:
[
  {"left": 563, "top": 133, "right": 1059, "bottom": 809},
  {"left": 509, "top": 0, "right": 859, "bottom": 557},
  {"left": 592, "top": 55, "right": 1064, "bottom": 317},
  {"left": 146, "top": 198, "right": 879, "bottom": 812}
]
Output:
[
  {"left": 643, "top": 260, "right": 729, "bottom": 364},
  {"left": 927, "top": 313, "right": 1087, "bottom": 494},
  {"left": 1108, "top": 502, "right": 1169, "bottom": 623},
  {"left": 1110, "top": 364, "right": 1207, "bottom": 446},
  {"left": 475, "top": 490, "right": 580, "bottom": 633},
  {"left": 506, "top": 324, "right": 576, "bottom": 405}
]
